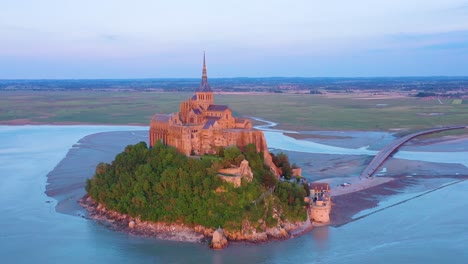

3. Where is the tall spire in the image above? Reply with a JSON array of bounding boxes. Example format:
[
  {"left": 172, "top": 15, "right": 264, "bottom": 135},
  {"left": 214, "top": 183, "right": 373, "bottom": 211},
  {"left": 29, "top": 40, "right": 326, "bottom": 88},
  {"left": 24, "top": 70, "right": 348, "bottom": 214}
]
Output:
[
  {"left": 198, "top": 51, "right": 211, "bottom": 92},
  {"left": 202, "top": 51, "right": 207, "bottom": 80}
]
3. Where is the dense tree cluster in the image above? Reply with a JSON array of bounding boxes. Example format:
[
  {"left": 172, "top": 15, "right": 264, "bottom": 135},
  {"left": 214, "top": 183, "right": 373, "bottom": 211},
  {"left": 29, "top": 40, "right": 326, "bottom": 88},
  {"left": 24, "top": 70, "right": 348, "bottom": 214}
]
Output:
[
  {"left": 271, "top": 152, "right": 294, "bottom": 180},
  {"left": 86, "top": 142, "right": 307, "bottom": 231}
]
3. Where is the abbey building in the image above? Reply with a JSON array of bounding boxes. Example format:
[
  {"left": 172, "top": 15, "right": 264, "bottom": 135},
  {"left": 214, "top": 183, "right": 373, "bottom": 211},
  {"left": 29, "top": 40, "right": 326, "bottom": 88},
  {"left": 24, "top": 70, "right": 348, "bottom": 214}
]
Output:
[{"left": 149, "top": 53, "right": 274, "bottom": 167}]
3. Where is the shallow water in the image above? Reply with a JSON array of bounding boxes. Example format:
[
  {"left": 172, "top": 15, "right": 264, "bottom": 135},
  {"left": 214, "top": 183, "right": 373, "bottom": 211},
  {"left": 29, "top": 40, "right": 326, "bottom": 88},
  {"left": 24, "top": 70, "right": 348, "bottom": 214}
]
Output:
[
  {"left": 258, "top": 120, "right": 468, "bottom": 168},
  {"left": 394, "top": 150, "right": 468, "bottom": 167},
  {"left": 1, "top": 126, "right": 467, "bottom": 263},
  {"left": 298, "top": 130, "right": 396, "bottom": 150}
]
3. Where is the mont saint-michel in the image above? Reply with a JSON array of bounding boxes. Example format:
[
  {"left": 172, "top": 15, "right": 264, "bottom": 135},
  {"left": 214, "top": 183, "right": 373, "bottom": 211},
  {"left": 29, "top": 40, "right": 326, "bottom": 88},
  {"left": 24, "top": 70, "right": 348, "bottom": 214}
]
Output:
[
  {"left": 149, "top": 53, "right": 278, "bottom": 176},
  {"left": 81, "top": 55, "right": 312, "bottom": 249},
  {"left": 73, "top": 54, "right": 467, "bottom": 252}
]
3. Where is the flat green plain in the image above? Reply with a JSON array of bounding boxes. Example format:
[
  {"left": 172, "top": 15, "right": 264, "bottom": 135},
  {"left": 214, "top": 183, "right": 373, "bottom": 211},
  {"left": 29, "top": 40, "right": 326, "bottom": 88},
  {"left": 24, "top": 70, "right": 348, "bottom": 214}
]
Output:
[{"left": 1, "top": 91, "right": 467, "bottom": 132}]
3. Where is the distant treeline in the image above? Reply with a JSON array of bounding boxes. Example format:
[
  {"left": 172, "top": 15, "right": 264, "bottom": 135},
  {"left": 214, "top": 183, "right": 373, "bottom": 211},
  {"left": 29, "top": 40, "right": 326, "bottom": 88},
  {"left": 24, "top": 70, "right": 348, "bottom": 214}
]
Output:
[{"left": 1, "top": 77, "right": 468, "bottom": 93}]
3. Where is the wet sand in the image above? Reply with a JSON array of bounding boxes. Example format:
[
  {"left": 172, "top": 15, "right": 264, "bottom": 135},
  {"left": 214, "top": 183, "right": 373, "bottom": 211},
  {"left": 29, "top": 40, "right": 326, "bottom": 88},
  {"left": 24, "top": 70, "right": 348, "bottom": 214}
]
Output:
[
  {"left": 46, "top": 130, "right": 148, "bottom": 216},
  {"left": 285, "top": 130, "right": 396, "bottom": 150},
  {"left": 330, "top": 177, "right": 415, "bottom": 226},
  {"left": 401, "top": 134, "right": 468, "bottom": 152},
  {"left": 275, "top": 150, "right": 371, "bottom": 180},
  {"left": 330, "top": 176, "right": 468, "bottom": 226},
  {"left": 278, "top": 132, "right": 468, "bottom": 227},
  {"left": 317, "top": 176, "right": 395, "bottom": 196}
]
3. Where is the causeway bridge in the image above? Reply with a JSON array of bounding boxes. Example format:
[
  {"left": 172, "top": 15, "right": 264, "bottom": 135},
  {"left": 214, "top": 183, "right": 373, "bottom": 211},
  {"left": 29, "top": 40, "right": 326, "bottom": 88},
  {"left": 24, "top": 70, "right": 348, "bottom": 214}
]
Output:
[{"left": 360, "top": 125, "right": 467, "bottom": 178}]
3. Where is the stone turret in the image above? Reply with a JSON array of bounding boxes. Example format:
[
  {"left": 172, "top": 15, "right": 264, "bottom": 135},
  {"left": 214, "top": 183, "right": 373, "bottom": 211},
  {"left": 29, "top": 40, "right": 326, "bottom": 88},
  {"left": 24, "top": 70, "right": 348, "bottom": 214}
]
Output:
[
  {"left": 309, "top": 183, "right": 331, "bottom": 223},
  {"left": 210, "top": 228, "right": 228, "bottom": 249}
]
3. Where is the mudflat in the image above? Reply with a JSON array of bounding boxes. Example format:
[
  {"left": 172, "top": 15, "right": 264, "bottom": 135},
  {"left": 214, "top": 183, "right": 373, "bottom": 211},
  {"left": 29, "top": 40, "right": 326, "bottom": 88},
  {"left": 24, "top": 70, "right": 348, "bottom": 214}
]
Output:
[{"left": 46, "top": 130, "right": 148, "bottom": 216}]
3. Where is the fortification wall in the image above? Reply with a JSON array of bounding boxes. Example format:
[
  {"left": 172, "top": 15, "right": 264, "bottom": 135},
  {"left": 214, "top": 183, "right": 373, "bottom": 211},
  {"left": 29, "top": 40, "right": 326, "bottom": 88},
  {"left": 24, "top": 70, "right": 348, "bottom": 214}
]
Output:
[{"left": 309, "top": 204, "right": 331, "bottom": 223}]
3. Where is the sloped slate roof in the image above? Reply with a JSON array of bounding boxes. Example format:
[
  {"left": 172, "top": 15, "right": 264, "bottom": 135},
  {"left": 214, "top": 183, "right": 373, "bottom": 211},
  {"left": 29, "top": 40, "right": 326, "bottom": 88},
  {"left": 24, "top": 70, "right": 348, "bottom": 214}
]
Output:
[
  {"left": 193, "top": 108, "right": 202, "bottom": 115},
  {"left": 152, "top": 114, "right": 171, "bottom": 122},
  {"left": 207, "top": 104, "right": 229, "bottom": 111},
  {"left": 309, "top": 182, "right": 330, "bottom": 190},
  {"left": 203, "top": 117, "right": 220, "bottom": 129}
]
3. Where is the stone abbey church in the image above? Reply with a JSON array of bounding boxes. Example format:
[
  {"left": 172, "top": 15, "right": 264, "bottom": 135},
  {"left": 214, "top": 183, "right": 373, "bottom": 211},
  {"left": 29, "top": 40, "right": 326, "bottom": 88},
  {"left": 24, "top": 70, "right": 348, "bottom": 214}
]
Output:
[{"left": 149, "top": 54, "right": 272, "bottom": 162}]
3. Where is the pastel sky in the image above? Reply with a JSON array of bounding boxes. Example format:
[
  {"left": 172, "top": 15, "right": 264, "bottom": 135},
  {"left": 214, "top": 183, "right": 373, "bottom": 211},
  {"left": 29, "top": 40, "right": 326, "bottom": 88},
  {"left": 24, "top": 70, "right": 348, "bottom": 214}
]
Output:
[{"left": 1, "top": 0, "right": 468, "bottom": 78}]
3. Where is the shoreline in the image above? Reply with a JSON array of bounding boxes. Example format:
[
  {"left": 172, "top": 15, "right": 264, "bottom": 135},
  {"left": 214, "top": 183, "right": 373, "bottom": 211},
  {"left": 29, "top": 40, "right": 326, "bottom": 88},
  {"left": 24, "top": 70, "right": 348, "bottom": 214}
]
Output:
[
  {"left": 283, "top": 130, "right": 468, "bottom": 147},
  {"left": 79, "top": 195, "right": 206, "bottom": 243},
  {"left": 326, "top": 176, "right": 395, "bottom": 197},
  {"left": 79, "top": 195, "right": 311, "bottom": 246},
  {"left": 0, "top": 120, "right": 148, "bottom": 126}
]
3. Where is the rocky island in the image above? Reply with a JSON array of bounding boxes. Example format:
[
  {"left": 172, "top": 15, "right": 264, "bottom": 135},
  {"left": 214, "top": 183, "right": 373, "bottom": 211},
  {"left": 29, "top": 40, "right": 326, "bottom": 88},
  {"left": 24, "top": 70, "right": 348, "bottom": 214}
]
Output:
[
  {"left": 81, "top": 54, "right": 310, "bottom": 249},
  {"left": 82, "top": 142, "right": 310, "bottom": 249}
]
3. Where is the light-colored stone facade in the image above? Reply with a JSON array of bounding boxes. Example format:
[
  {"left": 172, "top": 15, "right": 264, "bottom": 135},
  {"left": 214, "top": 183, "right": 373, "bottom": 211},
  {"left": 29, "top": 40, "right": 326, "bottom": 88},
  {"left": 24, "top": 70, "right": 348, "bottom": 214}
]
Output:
[{"left": 149, "top": 54, "right": 279, "bottom": 175}]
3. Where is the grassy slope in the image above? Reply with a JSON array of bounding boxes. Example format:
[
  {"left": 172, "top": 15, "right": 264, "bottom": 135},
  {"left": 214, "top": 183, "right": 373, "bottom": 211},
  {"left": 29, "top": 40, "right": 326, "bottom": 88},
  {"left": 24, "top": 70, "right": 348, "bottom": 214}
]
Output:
[{"left": 1, "top": 91, "right": 467, "bottom": 131}]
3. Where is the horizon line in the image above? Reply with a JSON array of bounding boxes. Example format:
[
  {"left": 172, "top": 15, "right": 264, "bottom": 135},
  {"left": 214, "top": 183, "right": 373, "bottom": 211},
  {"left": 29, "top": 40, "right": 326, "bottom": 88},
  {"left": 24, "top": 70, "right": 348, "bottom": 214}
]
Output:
[{"left": 2, "top": 75, "right": 468, "bottom": 81}]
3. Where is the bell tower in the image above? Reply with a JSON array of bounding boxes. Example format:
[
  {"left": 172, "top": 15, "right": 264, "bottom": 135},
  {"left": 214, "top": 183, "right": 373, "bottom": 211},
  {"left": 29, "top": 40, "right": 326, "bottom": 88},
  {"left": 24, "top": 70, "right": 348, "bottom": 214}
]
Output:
[{"left": 195, "top": 51, "right": 213, "bottom": 109}]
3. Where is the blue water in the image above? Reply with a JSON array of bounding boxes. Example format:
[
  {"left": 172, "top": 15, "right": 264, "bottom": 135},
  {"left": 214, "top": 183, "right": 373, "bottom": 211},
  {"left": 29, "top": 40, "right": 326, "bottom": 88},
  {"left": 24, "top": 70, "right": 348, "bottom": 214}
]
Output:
[{"left": 0, "top": 126, "right": 467, "bottom": 263}]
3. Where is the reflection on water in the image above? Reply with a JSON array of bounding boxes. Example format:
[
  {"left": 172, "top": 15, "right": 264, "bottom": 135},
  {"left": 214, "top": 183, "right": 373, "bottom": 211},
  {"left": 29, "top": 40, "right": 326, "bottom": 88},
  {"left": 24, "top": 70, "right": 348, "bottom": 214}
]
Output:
[{"left": 310, "top": 226, "right": 329, "bottom": 251}]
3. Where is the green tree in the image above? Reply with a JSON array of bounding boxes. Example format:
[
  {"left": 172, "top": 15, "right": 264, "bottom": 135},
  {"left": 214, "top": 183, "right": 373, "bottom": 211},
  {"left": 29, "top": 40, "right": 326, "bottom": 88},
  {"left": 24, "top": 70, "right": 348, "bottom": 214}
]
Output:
[{"left": 86, "top": 141, "right": 306, "bottom": 230}]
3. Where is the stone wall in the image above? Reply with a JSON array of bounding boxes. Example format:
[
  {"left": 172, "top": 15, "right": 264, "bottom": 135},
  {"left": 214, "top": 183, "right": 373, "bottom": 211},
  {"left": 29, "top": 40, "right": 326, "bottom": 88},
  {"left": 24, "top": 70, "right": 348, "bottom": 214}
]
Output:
[
  {"left": 309, "top": 202, "right": 331, "bottom": 223},
  {"left": 217, "top": 159, "right": 254, "bottom": 187}
]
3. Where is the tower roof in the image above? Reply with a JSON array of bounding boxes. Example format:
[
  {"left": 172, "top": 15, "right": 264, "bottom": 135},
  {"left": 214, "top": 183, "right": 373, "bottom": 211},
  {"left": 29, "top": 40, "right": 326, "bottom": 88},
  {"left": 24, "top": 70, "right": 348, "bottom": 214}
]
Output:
[{"left": 197, "top": 51, "right": 212, "bottom": 92}]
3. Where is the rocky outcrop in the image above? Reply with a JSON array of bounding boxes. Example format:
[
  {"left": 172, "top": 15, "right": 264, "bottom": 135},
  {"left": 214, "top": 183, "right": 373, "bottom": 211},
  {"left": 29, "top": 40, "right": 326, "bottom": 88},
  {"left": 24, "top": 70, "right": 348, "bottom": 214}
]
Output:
[
  {"left": 238, "top": 130, "right": 280, "bottom": 177},
  {"left": 210, "top": 228, "right": 228, "bottom": 249},
  {"left": 80, "top": 195, "right": 311, "bottom": 249},
  {"left": 79, "top": 195, "right": 205, "bottom": 243},
  {"left": 239, "top": 160, "right": 253, "bottom": 181},
  {"left": 221, "top": 217, "right": 309, "bottom": 242}
]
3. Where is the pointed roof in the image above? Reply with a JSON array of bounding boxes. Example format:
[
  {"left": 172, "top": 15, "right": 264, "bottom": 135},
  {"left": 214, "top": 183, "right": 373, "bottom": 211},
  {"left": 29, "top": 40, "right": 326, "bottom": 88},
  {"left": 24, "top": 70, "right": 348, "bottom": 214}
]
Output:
[
  {"left": 203, "top": 117, "right": 220, "bottom": 129},
  {"left": 198, "top": 51, "right": 212, "bottom": 92}
]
